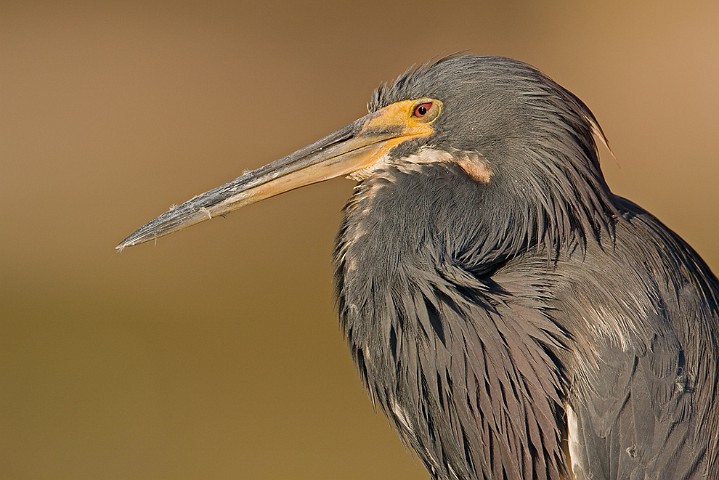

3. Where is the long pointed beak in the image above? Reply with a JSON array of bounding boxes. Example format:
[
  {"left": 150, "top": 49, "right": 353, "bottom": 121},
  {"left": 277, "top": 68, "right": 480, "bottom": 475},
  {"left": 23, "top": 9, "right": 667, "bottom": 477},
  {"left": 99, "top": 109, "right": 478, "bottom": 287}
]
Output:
[{"left": 116, "top": 99, "right": 441, "bottom": 250}]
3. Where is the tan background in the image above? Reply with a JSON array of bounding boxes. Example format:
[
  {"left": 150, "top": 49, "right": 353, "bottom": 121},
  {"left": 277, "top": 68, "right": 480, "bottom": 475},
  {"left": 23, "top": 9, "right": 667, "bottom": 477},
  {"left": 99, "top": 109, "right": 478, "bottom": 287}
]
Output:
[{"left": 1, "top": 1, "right": 718, "bottom": 479}]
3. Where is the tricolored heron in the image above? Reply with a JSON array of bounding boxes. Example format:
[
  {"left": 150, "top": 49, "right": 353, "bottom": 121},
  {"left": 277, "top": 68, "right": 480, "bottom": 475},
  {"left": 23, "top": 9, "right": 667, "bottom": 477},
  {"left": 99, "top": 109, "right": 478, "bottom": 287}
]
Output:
[{"left": 118, "top": 55, "right": 719, "bottom": 479}]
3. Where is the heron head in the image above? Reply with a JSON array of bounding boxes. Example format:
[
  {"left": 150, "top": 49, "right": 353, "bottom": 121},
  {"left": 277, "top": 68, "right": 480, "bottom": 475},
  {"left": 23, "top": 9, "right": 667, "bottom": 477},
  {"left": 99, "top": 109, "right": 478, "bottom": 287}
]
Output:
[{"left": 117, "top": 55, "right": 614, "bottom": 251}]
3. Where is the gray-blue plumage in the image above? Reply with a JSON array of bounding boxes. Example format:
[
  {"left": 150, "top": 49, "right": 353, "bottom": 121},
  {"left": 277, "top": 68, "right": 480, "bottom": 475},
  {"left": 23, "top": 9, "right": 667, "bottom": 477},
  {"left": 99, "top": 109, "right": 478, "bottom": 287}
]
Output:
[{"left": 335, "top": 56, "right": 719, "bottom": 479}]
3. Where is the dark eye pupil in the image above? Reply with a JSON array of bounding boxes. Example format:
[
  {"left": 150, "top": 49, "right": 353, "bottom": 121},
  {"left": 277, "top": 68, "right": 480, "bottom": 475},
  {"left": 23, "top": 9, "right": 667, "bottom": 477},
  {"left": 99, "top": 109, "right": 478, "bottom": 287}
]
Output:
[{"left": 414, "top": 102, "right": 433, "bottom": 117}]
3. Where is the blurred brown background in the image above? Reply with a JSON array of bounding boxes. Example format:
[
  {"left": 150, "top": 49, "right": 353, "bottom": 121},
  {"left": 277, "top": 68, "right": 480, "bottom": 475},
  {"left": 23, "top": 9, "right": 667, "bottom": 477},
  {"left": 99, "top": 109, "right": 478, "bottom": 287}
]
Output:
[{"left": 1, "top": 1, "right": 717, "bottom": 479}]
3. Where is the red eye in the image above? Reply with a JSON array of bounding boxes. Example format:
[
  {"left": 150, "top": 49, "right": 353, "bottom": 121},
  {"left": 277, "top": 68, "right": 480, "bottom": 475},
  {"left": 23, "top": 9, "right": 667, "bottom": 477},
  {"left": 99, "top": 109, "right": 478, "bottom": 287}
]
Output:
[{"left": 413, "top": 102, "right": 433, "bottom": 117}]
